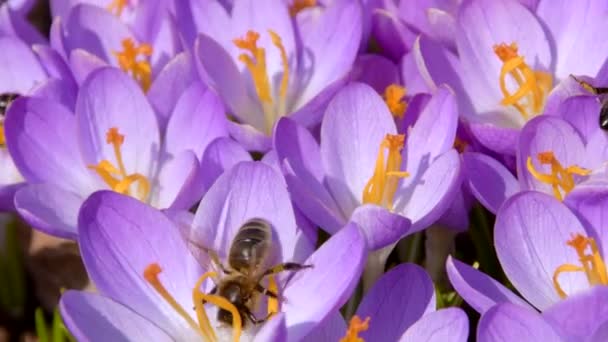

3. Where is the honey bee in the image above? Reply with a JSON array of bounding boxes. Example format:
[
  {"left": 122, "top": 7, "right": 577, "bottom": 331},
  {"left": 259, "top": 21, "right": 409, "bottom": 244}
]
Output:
[
  {"left": 0, "top": 93, "right": 18, "bottom": 115},
  {"left": 571, "top": 75, "right": 608, "bottom": 130},
  {"left": 189, "top": 218, "right": 312, "bottom": 327}
]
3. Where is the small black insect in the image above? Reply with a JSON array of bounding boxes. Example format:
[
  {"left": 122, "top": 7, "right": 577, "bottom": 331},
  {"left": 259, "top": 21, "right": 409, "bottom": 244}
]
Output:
[
  {"left": 571, "top": 75, "right": 608, "bottom": 130},
  {"left": 0, "top": 93, "right": 18, "bottom": 116}
]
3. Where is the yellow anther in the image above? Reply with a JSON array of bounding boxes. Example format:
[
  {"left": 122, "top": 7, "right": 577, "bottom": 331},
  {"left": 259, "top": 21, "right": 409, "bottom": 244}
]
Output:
[
  {"left": 114, "top": 38, "right": 153, "bottom": 91},
  {"left": 362, "top": 134, "right": 410, "bottom": 210},
  {"left": 107, "top": 0, "right": 128, "bottom": 16},
  {"left": 0, "top": 121, "right": 5, "bottom": 146},
  {"left": 383, "top": 84, "right": 407, "bottom": 119},
  {"left": 493, "top": 42, "right": 552, "bottom": 120},
  {"left": 234, "top": 30, "right": 291, "bottom": 135},
  {"left": 289, "top": 0, "right": 317, "bottom": 17},
  {"left": 88, "top": 127, "right": 151, "bottom": 201},
  {"left": 553, "top": 234, "right": 608, "bottom": 299},
  {"left": 526, "top": 151, "right": 591, "bottom": 201},
  {"left": 340, "top": 316, "right": 370, "bottom": 342}
]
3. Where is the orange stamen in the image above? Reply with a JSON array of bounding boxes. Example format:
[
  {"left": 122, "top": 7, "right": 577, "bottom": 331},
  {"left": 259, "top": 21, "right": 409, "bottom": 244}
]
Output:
[
  {"left": 107, "top": 0, "right": 128, "bottom": 16},
  {"left": 114, "top": 38, "right": 153, "bottom": 91},
  {"left": 493, "top": 42, "right": 552, "bottom": 120},
  {"left": 88, "top": 127, "right": 151, "bottom": 201},
  {"left": 383, "top": 84, "right": 407, "bottom": 119},
  {"left": 526, "top": 151, "right": 590, "bottom": 201},
  {"left": 340, "top": 316, "right": 370, "bottom": 342},
  {"left": 553, "top": 234, "right": 608, "bottom": 298},
  {"left": 289, "top": 0, "right": 317, "bottom": 17},
  {"left": 362, "top": 134, "right": 410, "bottom": 210}
]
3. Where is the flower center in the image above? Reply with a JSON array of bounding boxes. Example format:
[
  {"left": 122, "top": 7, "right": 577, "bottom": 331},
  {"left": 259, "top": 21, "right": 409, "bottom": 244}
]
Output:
[
  {"left": 114, "top": 38, "right": 153, "bottom": 91},
  {"left": 454, "top": 137, "right": 468, "bottom": 153},
  {"left": 233, "top": 30, "right": 290, "bottom": 135},
  {"left": 493, "top": 42, "right": 552, "bottom": 120},
  {"left": 362, "top": 134, "right": 410, "bottom": 210},
  {"left": 88, "top": 127, "right": 150, "bottom": 201},
  {"left": 340, "top": 316, "right": 370, "bottom": 342},
  {"left": 553, "top": 234, "right": 608, "bottom": 299},
  {"left": 526, "top": 151, "right": 590, "bottom": 201},
  {"left": 107, "top": 0, "right": 128, "bottom": 16},
  {"left": 383, "top": 84, "right": 407, "bottom": 119},
  {"left": 289, "top": 0, "right": 317, "bottom": 17}
]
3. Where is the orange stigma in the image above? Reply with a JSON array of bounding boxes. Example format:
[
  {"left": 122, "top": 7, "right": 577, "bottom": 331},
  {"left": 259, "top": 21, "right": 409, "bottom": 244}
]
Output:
[
  {"left": 88, "top": 127, "right": 151, "bottom": 201},
  {"left": 107, "top": 0, "right": 128, "bottom": 16},
  {"left": 383, "top": 84, "right": 407, "bottom": 119},
  {"left": 526, "top": 151, "right": 590, "bottom": 201},
  {"left": 493, "top": 42, "right": 552, "bottom": 120},
  {"left": 362, "top": 134, "right": 410, "bottom": 210},
  {"left": 340, "top": 316, "right": 370, "bottom": 342},
  {"left": 233, "top": 30, "right": 290, "bottom": 134},
  {"left": 114, "top": 38, "right": 153, "bottom": 91},
  {"left": 553, "top": 234, "right": 608, "bottom": 298},
  {"left": 289, "top": 0, "right": 317, "bottom": 17}
]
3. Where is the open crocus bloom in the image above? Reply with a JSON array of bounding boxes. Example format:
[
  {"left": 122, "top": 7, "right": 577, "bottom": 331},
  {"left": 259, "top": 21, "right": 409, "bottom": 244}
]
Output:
[
  {"left": 5, "top": 67, "right": 227, "bottom": 239},
  {"left": 306, "top": 263, "right": 469, "bottom": 341},
  {"left": 447, "top": 190, "right": 608, "bottom": 339},
  {"left": 191, "top": 0, "right": 362, "bottom": 151},
  {"left": 463, "top": 115, "right": 608, "bottom": 214},
  {"left": 51, "top": 2, "right": 179, "bottom": 91},
  {"left": 404, "top": 0, "right": 608, "bottom": 155},
  {"left": 275, "top": 82, "right": 461, "bottom": 251},
  {"left": 59, "top": 162, "right": 366, "bottom": 341}
]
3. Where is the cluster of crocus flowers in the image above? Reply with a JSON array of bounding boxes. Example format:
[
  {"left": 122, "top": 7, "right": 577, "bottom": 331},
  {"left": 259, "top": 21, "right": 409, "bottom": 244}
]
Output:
[{"left": 1, "top": 0, "right": 608, "bottom": 341}]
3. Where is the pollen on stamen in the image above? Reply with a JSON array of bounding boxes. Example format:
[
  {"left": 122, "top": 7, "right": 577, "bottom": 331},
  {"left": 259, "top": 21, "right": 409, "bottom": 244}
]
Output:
[
  {"left": 289, "top": 0, "right": 317, "bottom": 17},
  {"left": 340, "top": 316, "right": 370, "bottom": 342},
  {"left": 107, "top": 0, "right": 128, "bottom": 16},
  {"left": 114, "top": 38, "right": 153, "bottom": 91},
  {"left": 106, "top": 127, "right": 125, "bottom": 146},
  {"left": 383, "top": 84, "right": 407, "bottom": 119}
]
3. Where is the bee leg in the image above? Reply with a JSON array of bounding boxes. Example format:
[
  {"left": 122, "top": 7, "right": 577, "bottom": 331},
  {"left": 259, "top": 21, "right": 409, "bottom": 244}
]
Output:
[
  {"left": 262, "top": 262, "right": 313, "bottom": 277},
  {"left": 244, "top": 307, "right": 274, "bottom": 325},
  {"left": 570, "top": 75, "right": 608, "bottom": 95},
  {"left": 255, "top": 283, "right": 278, "bottom": 298}
]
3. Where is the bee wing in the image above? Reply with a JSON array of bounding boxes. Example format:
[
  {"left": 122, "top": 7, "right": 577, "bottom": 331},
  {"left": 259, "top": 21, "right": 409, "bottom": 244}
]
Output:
[{"left": 183, "top": 237, "right": 223, "bottom": 278}]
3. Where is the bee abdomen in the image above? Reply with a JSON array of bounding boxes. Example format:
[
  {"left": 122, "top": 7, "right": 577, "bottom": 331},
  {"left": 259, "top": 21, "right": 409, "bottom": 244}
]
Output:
[{"left": 228, "top": 218, "right": 271, "bottom": 272}]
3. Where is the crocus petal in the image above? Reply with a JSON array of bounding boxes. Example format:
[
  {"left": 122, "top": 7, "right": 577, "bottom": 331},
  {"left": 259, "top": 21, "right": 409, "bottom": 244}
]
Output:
[
  {"left": 0, "top": 183, "right": 22, "bottom": 211},
  {"left": 253, "top": 313, "right": 286, "bottom": 342},
  {"left": 351, "top": 54, "right": 400, "bottom": 94},
  {"left": 517, "top": 116, "right": 586, "bottom": 194},
  {"left": 32, "top": 44, "right": 76, "bottom": 87},
  {"left": 399, "top": 308, "right": 469, "bottom": 342},
  {"left": 192, "top": 162, "right": 301, "bottom": 264},
  {"left": 177, "top": 0, "right": 231, "bottom": 49},
  {"left": 357, "top": 263, "right": 435, "bottom": 341},
  {"left": 446, "top": 256, "right": 532, "bottom": 314},
  {"left": 0, "top": 36, "right": 46, "bottom": 94},
  {"left": 349, "top": 204, "right": 411, "bottom": 250},
  {"left": 69, "top": 49, "right": 108, "bottom": 85},
  {"left": 553, "top": 95, "right": 601, "bottom": 144},
  {"left": 147, "top": 52, "right": 197, "bottom": 130},
  {"left": 321, "top": 82, "right": 396, "bottom": 216},
  {"left": 477, "top": 303, "right": 563, "bottom": 342},
  {"left": 62, "top": 4, "right": 132, "bottom": 63},
  {"left": 29, "top": 78, "right": 77, "bottom": 112},
  {"left": 396, "top": 149, "right": 461, "bottom": 232},
  {"left": 14, "top": 184, "right": 84, "bottom": 239},
  {"left": 283, "top": 223, "right": 366, "bottom": 341},
  {"left": 60, "top": 291, "right": 173, "bottom": 342},
  {"left": 495, "top": 191, "right": 589, "bottom": 311},
  {"left": 227, "top": 120, "right": 272, "bottom": 152},
  {"left": 198, "top": 137, "right": 252, "bottom": 196},
  {"left": 542, "top": 286, "right": 608, "bottom": 341},
  {"left": 537, "top": 0, "right": 608, "bottom": 80},
  {"left": 468, "top": 121, "right": 520, "bottom": 156},
  {"left": 164, "top": 82, "right": 228, "bottom": 159},
  {"left": 76, "top": 67, "right": 160, "bottom": 177},
  {"left": 462, "top": 152, "right": 519, "bottom": 214},
  {"left": 274, "top": 117, "right": 324, "bottom": 183},
  {"left": 78, "top": 191, "right": 201, "bottom": 339},
  {"left": 589, "top": 320, "right": 608, "bottom": 342},
  {"left": 151, "top": 150, "right": 199, "bottom": 210},
  {"left": 564, "top": 189, "right": 608, "bottom": 253},
  {"left": 0, "top": 5, "right": 46, "bottom": 45},
  {"left": 5, "top": 96, "right": 95, "bottom": 193},
  {"left": 295, "top": 0, "right": 362, "bottom": 108},
  {"left": 302, "top": 311, "right": 347, "bottom": 341}
]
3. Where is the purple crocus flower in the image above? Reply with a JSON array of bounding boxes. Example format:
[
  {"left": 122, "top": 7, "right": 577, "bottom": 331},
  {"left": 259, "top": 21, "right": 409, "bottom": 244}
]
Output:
[
  {"left": 50, "top": 2, "right": 180, "bottom": 91},
  {"left": 463, "top": 114, "right": 607, "bottom": 214},
  {"left": 403, "top": 0, "right": 608, "bottom": 155},
  {"left": 447, "top": 190, "right": 608, "bottom": 339},
  {"left": 189, "top": 0, "right": 362, "bottom": 151},
  {"left": 275, "top": 82, "right": 461, "bottom": 247},
  {"left": 5, "top": 67, "right": 227, "bottom": 239},
  {"left": 59, "top": 161, "right": 366, "bottom": 341},
  {"left": 306, "top": 263, "right": 469, "bottom": 341}
]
